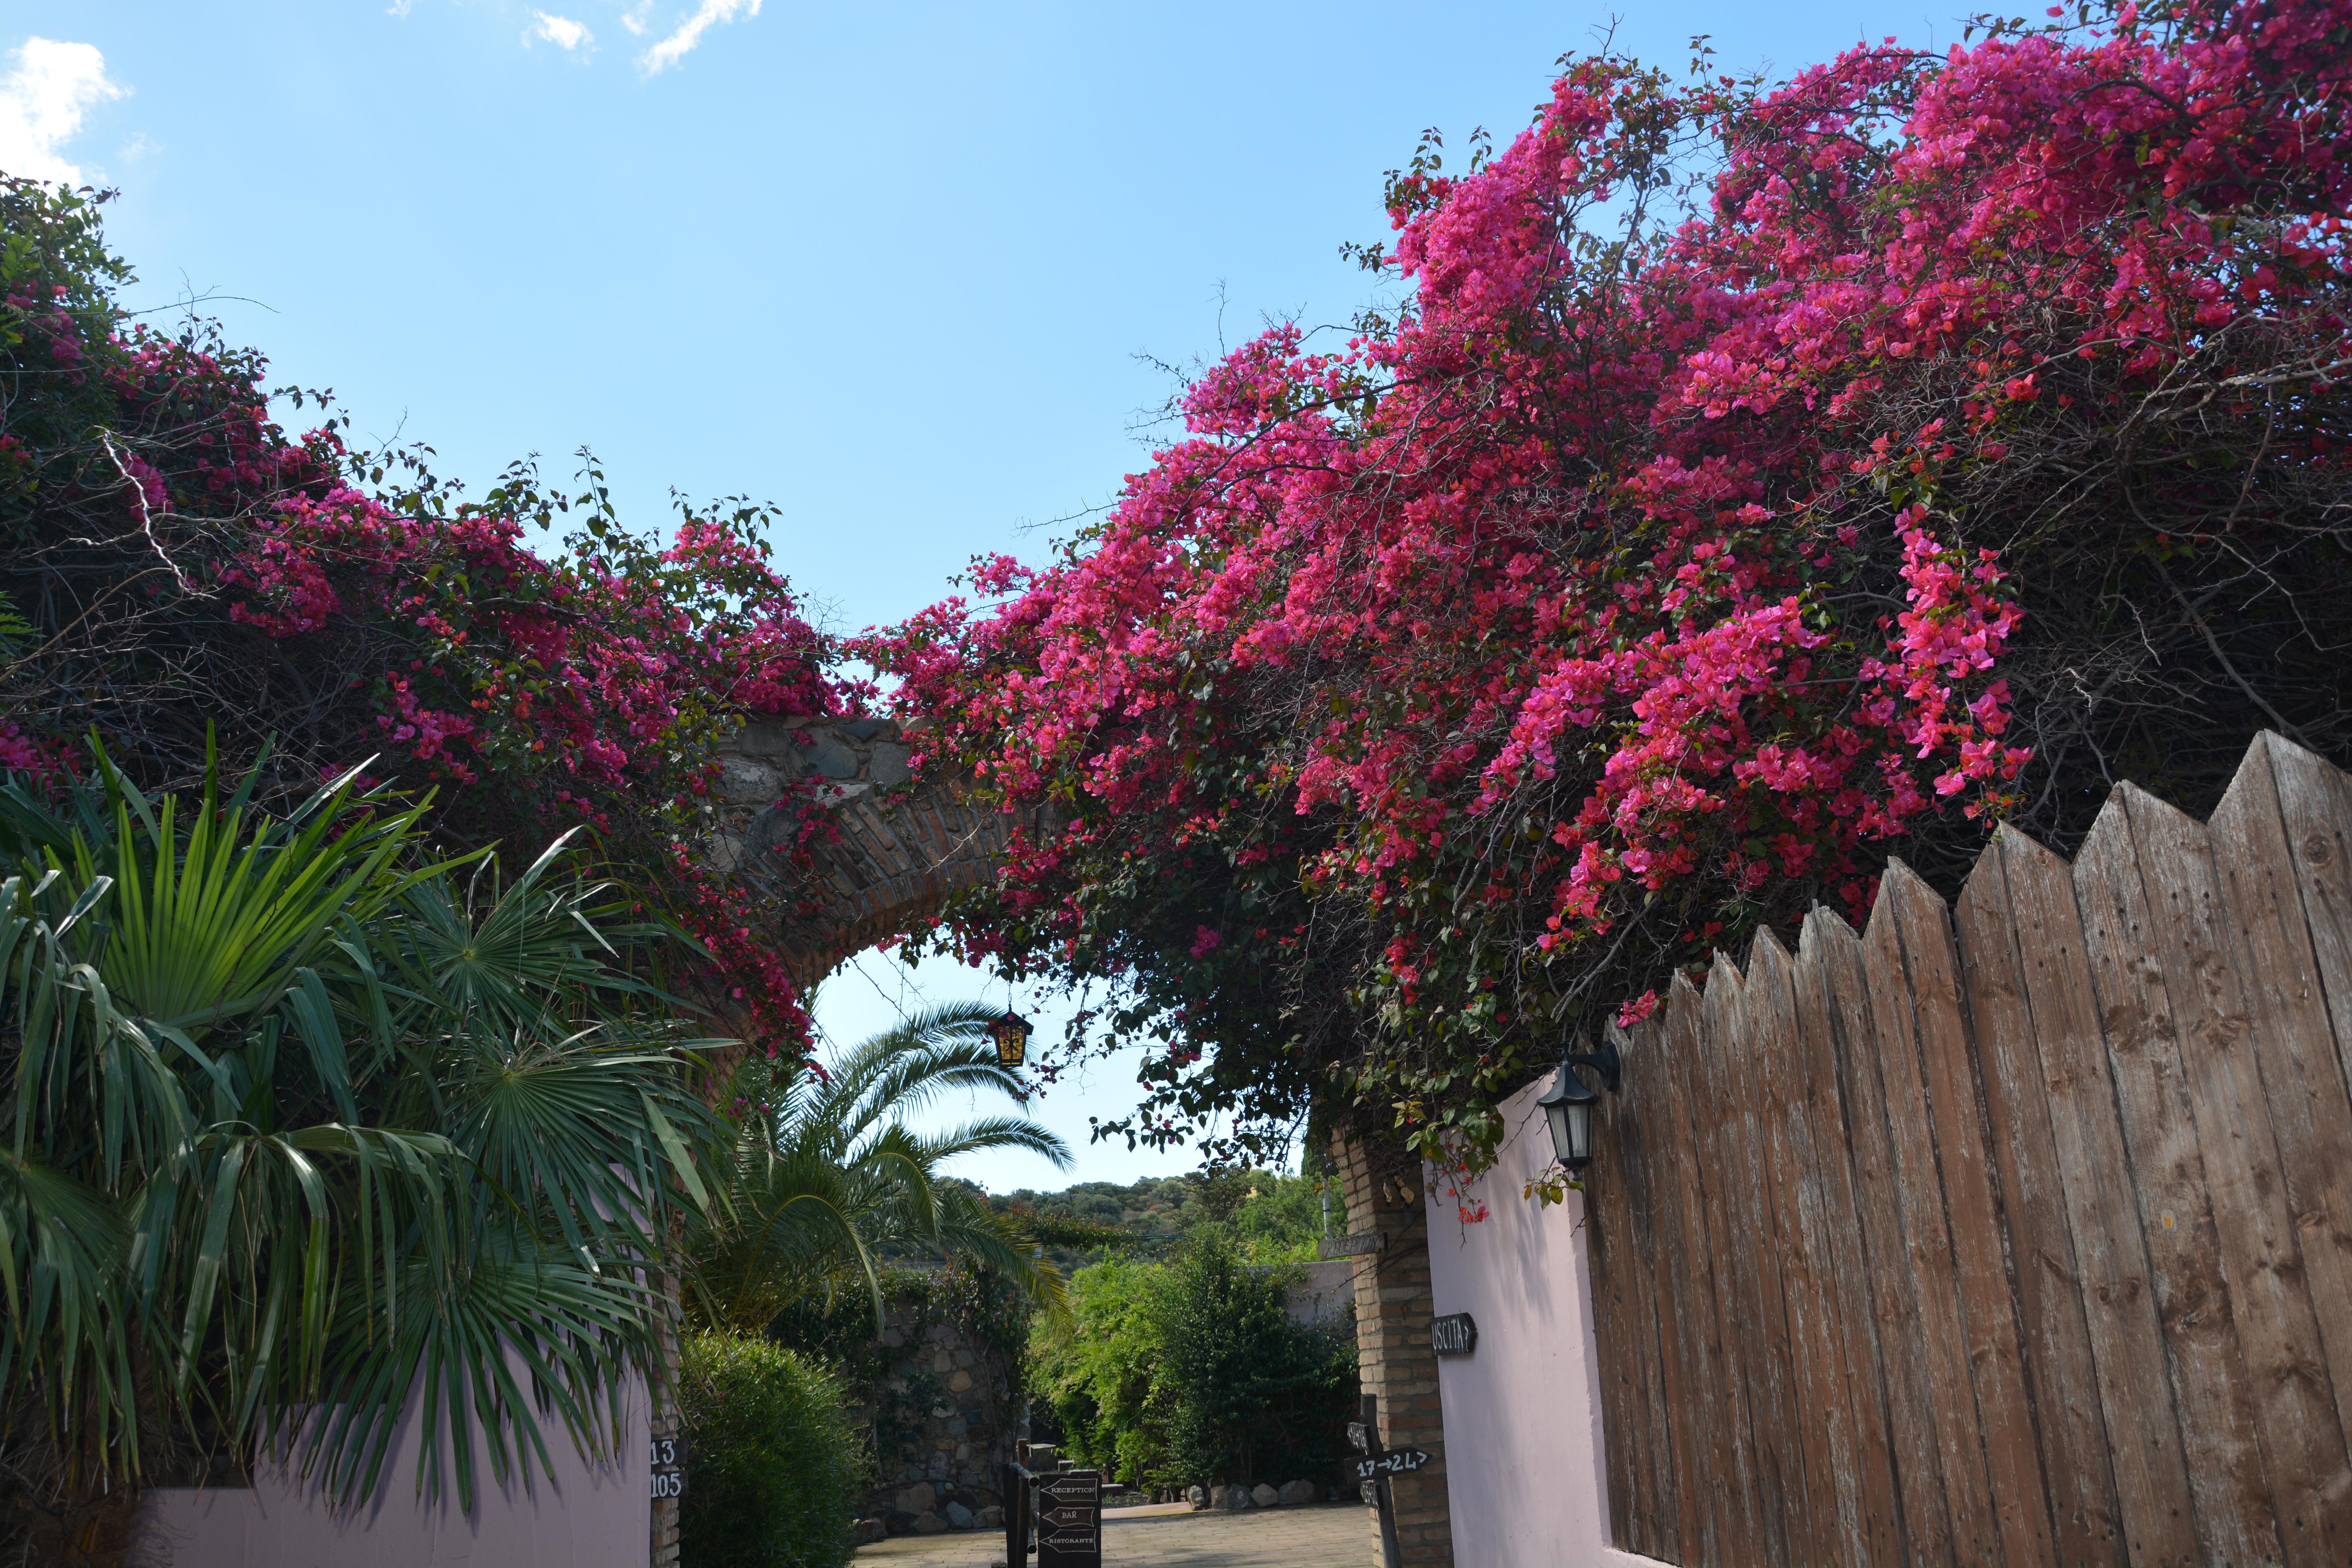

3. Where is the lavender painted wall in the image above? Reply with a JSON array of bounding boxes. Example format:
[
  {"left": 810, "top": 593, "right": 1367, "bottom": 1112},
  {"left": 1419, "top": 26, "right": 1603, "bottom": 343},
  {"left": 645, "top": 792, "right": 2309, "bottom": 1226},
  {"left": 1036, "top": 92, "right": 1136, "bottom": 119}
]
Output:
[
  {"left": 129, "top": 1363, "right": 652, "bottom": 1568},
  {"left": 1423, "top": 1077, "right": 1666, "bottom": 1568}
]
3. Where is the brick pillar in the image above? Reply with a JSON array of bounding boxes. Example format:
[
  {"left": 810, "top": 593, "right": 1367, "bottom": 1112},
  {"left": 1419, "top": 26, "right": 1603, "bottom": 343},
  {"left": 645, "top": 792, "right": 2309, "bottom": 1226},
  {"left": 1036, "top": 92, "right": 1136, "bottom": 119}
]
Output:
[
  {"left": 651, "top": 1278, "right": 682, "bottom": 1568},
  {"left": 1331, "top": 1129, "right": 1453, "bottom": 1568}
]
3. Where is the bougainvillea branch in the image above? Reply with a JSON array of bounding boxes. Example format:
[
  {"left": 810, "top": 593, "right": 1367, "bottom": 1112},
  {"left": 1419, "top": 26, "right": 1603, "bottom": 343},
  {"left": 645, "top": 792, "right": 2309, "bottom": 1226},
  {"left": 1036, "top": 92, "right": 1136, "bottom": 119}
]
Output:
[
  {"left": 0, "top": 179, "right": 858, "bottom": 1054},
  {"left": 865, "top": 0, "right": 2352, "bottom": 1173}
]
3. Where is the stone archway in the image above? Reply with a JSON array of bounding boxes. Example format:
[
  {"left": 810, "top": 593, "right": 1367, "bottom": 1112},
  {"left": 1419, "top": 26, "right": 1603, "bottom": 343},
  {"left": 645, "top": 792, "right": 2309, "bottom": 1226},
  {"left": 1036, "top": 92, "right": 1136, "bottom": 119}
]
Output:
[
  {"left": 702, "top": 714, "right": 1457, "bottom": 1568},
  {"left": 710, "top": 714, "right": 1047, "bottom": 988}
]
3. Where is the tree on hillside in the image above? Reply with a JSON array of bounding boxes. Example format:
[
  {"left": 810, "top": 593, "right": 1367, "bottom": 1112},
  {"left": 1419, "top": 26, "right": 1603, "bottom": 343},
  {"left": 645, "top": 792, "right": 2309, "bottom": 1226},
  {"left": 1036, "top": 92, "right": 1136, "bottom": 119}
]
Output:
[
  {"left": 993, "top": 1168, "right": 1335, "bottom": 1260},
  {"left": 869, "top": 0, "right": 2352, "bottom": 1174}
]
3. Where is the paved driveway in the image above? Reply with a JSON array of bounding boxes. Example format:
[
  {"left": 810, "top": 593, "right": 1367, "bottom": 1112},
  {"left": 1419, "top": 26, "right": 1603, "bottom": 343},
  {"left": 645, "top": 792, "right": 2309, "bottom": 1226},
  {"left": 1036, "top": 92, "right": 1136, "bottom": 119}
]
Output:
[{"left": 854, "top": 1501, "right": 1371, "bottom": 1567}]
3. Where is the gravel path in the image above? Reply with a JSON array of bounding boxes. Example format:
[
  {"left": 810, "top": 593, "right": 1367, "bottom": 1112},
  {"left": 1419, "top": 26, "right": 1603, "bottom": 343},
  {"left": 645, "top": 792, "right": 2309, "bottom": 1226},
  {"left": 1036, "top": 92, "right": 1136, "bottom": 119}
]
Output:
[{"left": 853, "top": 1500, "right": 1373, "bottom": 1566}]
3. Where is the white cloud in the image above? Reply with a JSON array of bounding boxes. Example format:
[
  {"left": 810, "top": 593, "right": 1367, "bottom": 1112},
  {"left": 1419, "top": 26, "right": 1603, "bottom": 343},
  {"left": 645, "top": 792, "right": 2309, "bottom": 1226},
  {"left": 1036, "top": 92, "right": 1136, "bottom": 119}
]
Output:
[
  {"left": 529, "top": 11, "right": 595, "bottom": 50},
  {"left": 387, "top": 0, "right": 412, "bottom": 16},
  {"left": 637, "top": 0, "right": 760, "bottom": 74},
  {"left": 619, "top": 2, "right": 653, "bottom": 36},
  {"left": 0, "top": 37, "right": 126, "bottom": 186}
]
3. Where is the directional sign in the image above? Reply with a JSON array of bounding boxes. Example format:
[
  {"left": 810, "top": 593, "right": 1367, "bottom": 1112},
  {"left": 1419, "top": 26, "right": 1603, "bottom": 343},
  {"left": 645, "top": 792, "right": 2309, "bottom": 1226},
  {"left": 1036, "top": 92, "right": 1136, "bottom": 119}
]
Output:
[
  {"left": 1347, "top": 1420, "right": 1372, "bottom": 1454},
  {"left": 1035, "top": 1466, "right": 1101, "bottom": 1568},
  {"left": 1354, "top": 1448, "right": 1432, "bottom": 1480},
  {"left": 1317, "top": 1230, "right": 1386, "bottom": 1259},
  {"left": 1430, "top": 1312, "right": 1478, "bottom": 1356}
]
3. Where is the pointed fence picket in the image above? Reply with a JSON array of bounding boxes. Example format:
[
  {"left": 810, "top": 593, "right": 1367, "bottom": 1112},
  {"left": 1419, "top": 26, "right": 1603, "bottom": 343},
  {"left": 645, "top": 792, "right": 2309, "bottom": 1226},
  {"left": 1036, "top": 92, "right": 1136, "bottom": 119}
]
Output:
[{"left": 1586, "top": 732, "right": 2352, "bottom": 1566}]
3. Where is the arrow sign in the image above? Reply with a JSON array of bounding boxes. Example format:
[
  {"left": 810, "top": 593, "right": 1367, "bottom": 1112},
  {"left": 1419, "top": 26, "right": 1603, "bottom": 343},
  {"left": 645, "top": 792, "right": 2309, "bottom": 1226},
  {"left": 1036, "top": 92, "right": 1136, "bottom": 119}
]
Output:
[
  {"left": 1034, "top": 1467, "right": 1102, "bottom": 1568},
  {"left": 1354, "top": 1448, "right": 1432, "bottom": 1479}
]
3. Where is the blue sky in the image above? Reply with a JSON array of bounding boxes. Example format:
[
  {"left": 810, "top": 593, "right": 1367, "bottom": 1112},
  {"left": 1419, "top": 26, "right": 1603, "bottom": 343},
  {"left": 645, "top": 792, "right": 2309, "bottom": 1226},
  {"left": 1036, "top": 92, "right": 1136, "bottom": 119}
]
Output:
[{"left": 3, "top": 0, "right": 1947, "bottom": 1190}]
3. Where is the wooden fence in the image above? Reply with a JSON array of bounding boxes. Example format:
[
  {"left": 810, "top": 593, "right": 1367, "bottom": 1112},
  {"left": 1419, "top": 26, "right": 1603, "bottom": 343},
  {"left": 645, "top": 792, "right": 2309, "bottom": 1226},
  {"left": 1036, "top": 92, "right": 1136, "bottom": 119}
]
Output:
[{"left": 1584, "top": 731, "right": 2352, "bottom": 1567}]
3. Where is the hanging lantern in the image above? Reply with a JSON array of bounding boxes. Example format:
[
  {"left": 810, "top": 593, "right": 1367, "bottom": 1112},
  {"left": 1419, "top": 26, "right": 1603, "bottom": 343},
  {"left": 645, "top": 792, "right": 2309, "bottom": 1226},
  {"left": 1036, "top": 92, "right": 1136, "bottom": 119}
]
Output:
[
  {"left": 1538, "top": 1060, "right": 1600, "bottom": 1170},
  {"left": 988, "top": 1011, "right": 1034, "bottom": 1068},
  {"left": 1537, "top": 1033, "right": 1622, "bottom": 1172}
]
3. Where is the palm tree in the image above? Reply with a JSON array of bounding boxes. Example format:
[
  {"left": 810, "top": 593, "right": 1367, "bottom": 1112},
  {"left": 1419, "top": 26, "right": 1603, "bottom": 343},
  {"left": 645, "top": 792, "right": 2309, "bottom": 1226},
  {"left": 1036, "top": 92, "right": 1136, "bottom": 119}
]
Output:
[
  {"left": 685, "top": 1001, "right": 1071, "bottom": 1335},
  {"left": 0, "top": 748, "right": 717, "bottom": 1559}
]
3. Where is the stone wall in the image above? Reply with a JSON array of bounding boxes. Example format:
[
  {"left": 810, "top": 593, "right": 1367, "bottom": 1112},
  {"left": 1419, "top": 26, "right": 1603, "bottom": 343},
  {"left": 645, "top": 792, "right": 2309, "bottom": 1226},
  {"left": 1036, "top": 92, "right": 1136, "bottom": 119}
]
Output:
[
  {"left": 855, "top": 1290, "right": 1025, "bottom": 1540},
  {"left": 1330, "top": 1129, "right": 1454, "bottom": 1568}
]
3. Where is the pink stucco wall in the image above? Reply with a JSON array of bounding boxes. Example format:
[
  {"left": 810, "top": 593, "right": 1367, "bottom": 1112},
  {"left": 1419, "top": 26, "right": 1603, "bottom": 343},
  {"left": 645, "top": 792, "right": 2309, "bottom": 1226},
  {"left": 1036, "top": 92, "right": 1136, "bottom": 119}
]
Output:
[
  {"left": 130, "top": 1362, "right": 652, "bottom": 1568},
  {"left": 1424, "top": 1077, "right": 1666, "bottom": 1568}
]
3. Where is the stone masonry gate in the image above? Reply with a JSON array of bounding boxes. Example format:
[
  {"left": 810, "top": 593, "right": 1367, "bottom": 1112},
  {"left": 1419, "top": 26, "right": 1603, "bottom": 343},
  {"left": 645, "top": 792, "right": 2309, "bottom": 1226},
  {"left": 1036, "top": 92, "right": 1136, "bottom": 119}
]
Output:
[
  {"left": 711, "top": 714, "right": 1046, "bottom": 988},
  {"left": 674, "top": 715, "right": 1457, "bottom": 1568}
]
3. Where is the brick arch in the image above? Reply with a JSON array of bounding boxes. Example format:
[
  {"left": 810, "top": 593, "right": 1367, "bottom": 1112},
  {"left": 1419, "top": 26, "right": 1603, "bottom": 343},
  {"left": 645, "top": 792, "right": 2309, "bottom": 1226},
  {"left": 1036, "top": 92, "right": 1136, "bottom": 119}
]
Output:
[{"left": 713, "top": 715, "right": 1040, "bottom": 988}]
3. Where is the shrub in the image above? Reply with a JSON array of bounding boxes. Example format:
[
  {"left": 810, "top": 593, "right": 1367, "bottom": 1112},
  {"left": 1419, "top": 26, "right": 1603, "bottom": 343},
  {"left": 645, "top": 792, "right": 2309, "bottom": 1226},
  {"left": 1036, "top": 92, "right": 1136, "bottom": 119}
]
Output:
[
  {"left": 678, "top": 1332, "right": 864, "bottom": 1568},
  {"left": 1033, "top": 1232, "right": 1356, "bottom": 1493},
  {"left": 1159, "top": 1233, "right": 1356, "bottom": 1488},
  {"left": 1029, "top": 1255, "right": 1176, "bottom": 1487}
]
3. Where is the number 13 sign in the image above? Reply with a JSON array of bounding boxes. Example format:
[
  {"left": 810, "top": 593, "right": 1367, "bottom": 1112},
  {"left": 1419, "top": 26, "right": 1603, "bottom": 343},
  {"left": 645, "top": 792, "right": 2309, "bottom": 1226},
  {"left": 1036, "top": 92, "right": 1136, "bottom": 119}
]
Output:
[{"left": 650, "top": 1437, "right": 687, "bottom": 1500}]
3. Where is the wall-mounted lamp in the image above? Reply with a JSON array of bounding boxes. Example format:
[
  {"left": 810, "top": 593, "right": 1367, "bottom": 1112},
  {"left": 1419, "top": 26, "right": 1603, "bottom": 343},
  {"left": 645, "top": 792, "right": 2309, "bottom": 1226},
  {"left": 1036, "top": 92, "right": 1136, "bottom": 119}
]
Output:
[
  {"left": 988, "top": 1011, "right": 1034, "bottom": 1068},
  {"left": 1537, "top": 1034, "right": 1621, "bottom": 1172}
]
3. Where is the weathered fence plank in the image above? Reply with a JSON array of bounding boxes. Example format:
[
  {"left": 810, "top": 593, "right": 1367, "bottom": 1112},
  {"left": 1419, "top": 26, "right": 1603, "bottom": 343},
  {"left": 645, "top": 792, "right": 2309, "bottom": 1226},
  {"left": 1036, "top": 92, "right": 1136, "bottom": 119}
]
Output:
[
  {"left": 1682, "top": 967, "right": 1782, "bottom": 1562},
  {"left": 1791, "top": 913, "right": 1910, "bottom": 1566},
  {"left": 2233, "top": 735, "right": 2352, "bottom": 1474},
  {"left": 1953, "top": 835, "right": 2127, "bottom": 1566},
  {"left": 1884, "top": 862, "right": 2056, "bottom": 1568},
  {"left": 1587, "top": 1019, "right": 1664, "bottom": 1558},
  {"left": 1819, "top": 907, "right": 1960, "bottom": 1567},
  {"left": 1863, "top": 878, "right": 2005, "bottom": 1565},
  {"left": 1655, "top": 979, "right": 1744, "bottom": 1568},
  {"left": 1699, "top": 956, "right": 1806, "bottom": 1564},
  {"left": 1992, "top": 824, "right": 2199, "bottom": 1564},
  {"left": 2269, "top": 733, "right": 2352, "bottom": 1102},
  {"left": 1629, "top": 1011, "right": 1708, "bottom": 1566},
  {"left": 1746, "top": 931, "right": 1865, "bottom": 1566},
  {"left": 1624, "top": 1019, "right": 1686, "bottom": 1562}
]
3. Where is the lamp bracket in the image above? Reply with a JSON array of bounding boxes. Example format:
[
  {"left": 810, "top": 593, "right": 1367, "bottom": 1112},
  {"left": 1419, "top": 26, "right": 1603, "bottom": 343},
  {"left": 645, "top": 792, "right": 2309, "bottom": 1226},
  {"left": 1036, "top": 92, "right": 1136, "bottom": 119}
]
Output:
[{"left": 1564, "top": 1034, "right": 1621, "bottom": 1095}]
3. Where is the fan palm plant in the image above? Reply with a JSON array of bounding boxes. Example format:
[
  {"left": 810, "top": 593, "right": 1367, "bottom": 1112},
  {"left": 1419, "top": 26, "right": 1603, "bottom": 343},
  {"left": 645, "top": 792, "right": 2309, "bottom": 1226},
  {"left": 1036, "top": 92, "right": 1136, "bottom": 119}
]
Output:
[
  {"left": 686, "top": 1000, "right": 1071, "bottom": 1335},
  {"left": 0, "top": 746, "right": 719, "bottom": 1560}
]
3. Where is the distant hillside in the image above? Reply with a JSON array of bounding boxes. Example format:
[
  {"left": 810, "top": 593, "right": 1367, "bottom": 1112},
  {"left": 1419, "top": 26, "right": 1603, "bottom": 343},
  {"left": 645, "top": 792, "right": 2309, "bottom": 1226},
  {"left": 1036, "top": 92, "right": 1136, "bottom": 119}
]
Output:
[{"left": 985, "top": 1168, "right": 1335, "bottom": 1265}]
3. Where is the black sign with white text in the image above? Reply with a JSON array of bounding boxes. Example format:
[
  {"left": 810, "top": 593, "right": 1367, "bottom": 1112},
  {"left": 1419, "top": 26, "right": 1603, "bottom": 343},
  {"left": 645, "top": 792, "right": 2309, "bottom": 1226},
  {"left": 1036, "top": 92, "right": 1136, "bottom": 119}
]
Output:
[
  {"left": 1431, "top": 1312, "right": 1478, "bottom": 1356},
  {"left": 1354, "top": 1448, "right": 1432, "bottom": 1479},
  {"left": 649, "top": 1436, "right": 686, "bottom": 1500},
  {"left": 1036, "top": 1466, "right": 1101, "bottom": 1567}
]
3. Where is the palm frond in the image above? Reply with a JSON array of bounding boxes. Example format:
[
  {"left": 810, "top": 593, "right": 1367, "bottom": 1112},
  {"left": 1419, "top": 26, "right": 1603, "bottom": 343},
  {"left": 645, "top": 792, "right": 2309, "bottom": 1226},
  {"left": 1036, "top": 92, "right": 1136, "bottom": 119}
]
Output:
[
  {"left": 682, "top": 997, "right": 1067, "bottom": 1336},
  {"left": 0, "top": 751, "right": 716, "bottom": 1516}
]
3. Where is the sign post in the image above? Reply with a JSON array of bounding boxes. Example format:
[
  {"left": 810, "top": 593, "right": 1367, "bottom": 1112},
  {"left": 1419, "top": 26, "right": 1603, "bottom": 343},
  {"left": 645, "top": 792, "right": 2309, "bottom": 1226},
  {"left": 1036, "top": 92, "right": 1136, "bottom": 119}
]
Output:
[
  {"left": 1002, "top": 1457, "right": 1029, "bottom": 1565},
  {"left": 1351, "top": 1395, "right": 1408, "bottom": 1568}
]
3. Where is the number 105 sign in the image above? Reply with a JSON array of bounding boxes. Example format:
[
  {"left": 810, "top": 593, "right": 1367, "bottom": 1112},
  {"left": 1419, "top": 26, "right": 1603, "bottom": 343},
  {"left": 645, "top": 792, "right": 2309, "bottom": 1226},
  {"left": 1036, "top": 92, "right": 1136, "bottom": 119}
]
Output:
[{"left": 650, "top": 1437, "right": 687, "bottom": 1499}]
